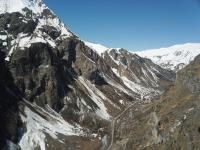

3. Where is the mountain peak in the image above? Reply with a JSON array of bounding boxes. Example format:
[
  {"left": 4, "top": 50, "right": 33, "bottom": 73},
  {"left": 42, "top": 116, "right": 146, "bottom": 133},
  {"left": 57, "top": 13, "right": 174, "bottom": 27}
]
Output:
[
  {"left": 0, "top": 0, "right": 74, "bottom": 61},
  {"left": 0, "top": 0, "right": 44, "bottom": 14}
]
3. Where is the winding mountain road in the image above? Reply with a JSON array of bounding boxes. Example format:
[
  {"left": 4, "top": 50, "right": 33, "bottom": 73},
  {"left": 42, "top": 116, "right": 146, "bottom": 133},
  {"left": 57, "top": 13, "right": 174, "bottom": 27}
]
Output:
[{"left": 107, "top": 101, "right": 138, "bottom": 150}]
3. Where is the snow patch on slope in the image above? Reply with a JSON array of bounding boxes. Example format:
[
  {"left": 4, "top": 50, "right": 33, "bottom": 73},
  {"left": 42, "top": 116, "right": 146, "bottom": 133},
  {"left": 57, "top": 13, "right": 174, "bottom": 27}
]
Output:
[
  {"left": 19, "top": 101, "right": 83, "bottom": 150},
  {"left": 78, "top": 77, "right": 111, "bottom": 120},
  {"left": 5, "top": 32, "right": 56, "bottom": 61},
  {"left": 84, "top": 41, "right": 108, "bottom": 56},
  {"left": 135, "top": 43, "right": 200, "bottom": 71},
  {"left": 111, "top": 68, "right": 159, "bottom": 100}
]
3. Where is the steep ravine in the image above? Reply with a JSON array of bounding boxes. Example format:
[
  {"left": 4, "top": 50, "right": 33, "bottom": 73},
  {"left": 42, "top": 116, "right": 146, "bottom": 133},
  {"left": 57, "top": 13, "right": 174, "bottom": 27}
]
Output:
[{"left": 110, "top": 54, "right": 200, "bottom": 150}]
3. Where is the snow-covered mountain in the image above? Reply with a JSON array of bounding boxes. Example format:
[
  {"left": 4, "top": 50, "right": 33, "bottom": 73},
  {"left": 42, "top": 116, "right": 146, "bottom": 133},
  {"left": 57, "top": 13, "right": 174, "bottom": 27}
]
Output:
[
  {"left": 0, "top": 0, "right": 73, "bottom": 61},
  {"left": 0, "top": 0, "right": 175, "bottom": 149},
  {"left": 0, "top": 0, "right": 44, "bottom": 14},
  {"left": 135, "top": 43, "right": 200, "bottom": 71}
]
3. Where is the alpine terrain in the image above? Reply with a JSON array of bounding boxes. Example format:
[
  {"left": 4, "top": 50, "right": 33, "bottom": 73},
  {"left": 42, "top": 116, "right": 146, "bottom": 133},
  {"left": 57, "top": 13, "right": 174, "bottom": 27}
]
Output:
[
  {"left": 136, "top": 43, "right": 200, "bottom": 71},
  {"left": 0, "top": 0, "right": 199, "bottom": 150}
]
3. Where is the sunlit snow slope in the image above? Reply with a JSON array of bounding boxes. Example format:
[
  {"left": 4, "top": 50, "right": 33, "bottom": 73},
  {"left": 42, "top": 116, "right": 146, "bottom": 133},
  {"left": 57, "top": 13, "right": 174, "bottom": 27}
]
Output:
[
  {"left": 84, "top": 41, "right": 108, "bottom": 56},
  {"left": 135, "top": 43, "right": 200, "bottom": 71}
]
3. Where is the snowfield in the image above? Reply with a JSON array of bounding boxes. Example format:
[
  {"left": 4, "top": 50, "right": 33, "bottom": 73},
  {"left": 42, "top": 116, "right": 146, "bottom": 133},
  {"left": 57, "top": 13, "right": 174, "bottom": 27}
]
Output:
[
  {"left": 19, "top": 101, "right": 84, "bottom": 150},
  {"left": 0, "top": 0, "right": 45, "bottom": 14},
  {"left": 135, "top": 43, "right": 200, "bottom": 71}
]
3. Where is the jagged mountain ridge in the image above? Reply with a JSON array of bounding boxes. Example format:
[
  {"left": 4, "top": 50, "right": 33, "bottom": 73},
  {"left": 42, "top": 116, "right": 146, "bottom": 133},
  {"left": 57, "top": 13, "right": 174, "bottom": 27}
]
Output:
[
  {"left": 84, "top": 41, "right": 200, "bottom": 72},
  {"left": 0, "top": 0, "right": 175, "bottom": 149},
  {"left": 84, "top": 43, "right": 176, "bottom": 99}
]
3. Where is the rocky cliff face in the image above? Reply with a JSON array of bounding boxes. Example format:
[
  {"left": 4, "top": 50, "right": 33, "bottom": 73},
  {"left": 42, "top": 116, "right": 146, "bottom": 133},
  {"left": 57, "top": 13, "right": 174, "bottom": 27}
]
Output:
[
  {"left": 111, "top": 54, "right": 200, "bottom": 150},
  {"left": 0, "top": 50, "right": 22, "bottom": 149},
  {"left": 103, "top": 48, "right": 175, "bottom": 100},
  {"left": 0, "top": 0, "right": 176, "bottom": 149}
]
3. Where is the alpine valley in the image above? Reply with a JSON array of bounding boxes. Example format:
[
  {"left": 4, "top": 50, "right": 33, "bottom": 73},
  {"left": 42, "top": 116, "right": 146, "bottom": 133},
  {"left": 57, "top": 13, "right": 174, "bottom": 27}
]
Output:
[{"left": 0, "top": 0, "right": 200, "bottom": 150}]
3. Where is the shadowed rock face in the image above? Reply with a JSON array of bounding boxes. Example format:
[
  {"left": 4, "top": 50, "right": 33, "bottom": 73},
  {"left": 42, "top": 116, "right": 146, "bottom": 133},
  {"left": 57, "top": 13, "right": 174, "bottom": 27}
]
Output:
[
  {"left": 0, "top": 50, "right": 22, "bottom": 149},
  {"left": 0, "top": 12, "right": 38, "bottom": 36},
  {"left": 111, "top": 54, "right": 200, "bottom": 150}
]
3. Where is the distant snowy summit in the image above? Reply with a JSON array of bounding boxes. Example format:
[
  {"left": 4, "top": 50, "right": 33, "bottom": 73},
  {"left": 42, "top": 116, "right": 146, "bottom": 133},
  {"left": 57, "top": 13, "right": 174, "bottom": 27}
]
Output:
[{"left": 135, "top": 43, "right": 200, "bottom": 71}]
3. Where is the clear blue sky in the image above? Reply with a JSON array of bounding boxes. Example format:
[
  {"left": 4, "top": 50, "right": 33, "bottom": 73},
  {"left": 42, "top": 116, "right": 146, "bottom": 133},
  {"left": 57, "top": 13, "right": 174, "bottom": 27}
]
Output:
[{"left": 44, "top": 0, "right": 200, "bottom": 51}]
